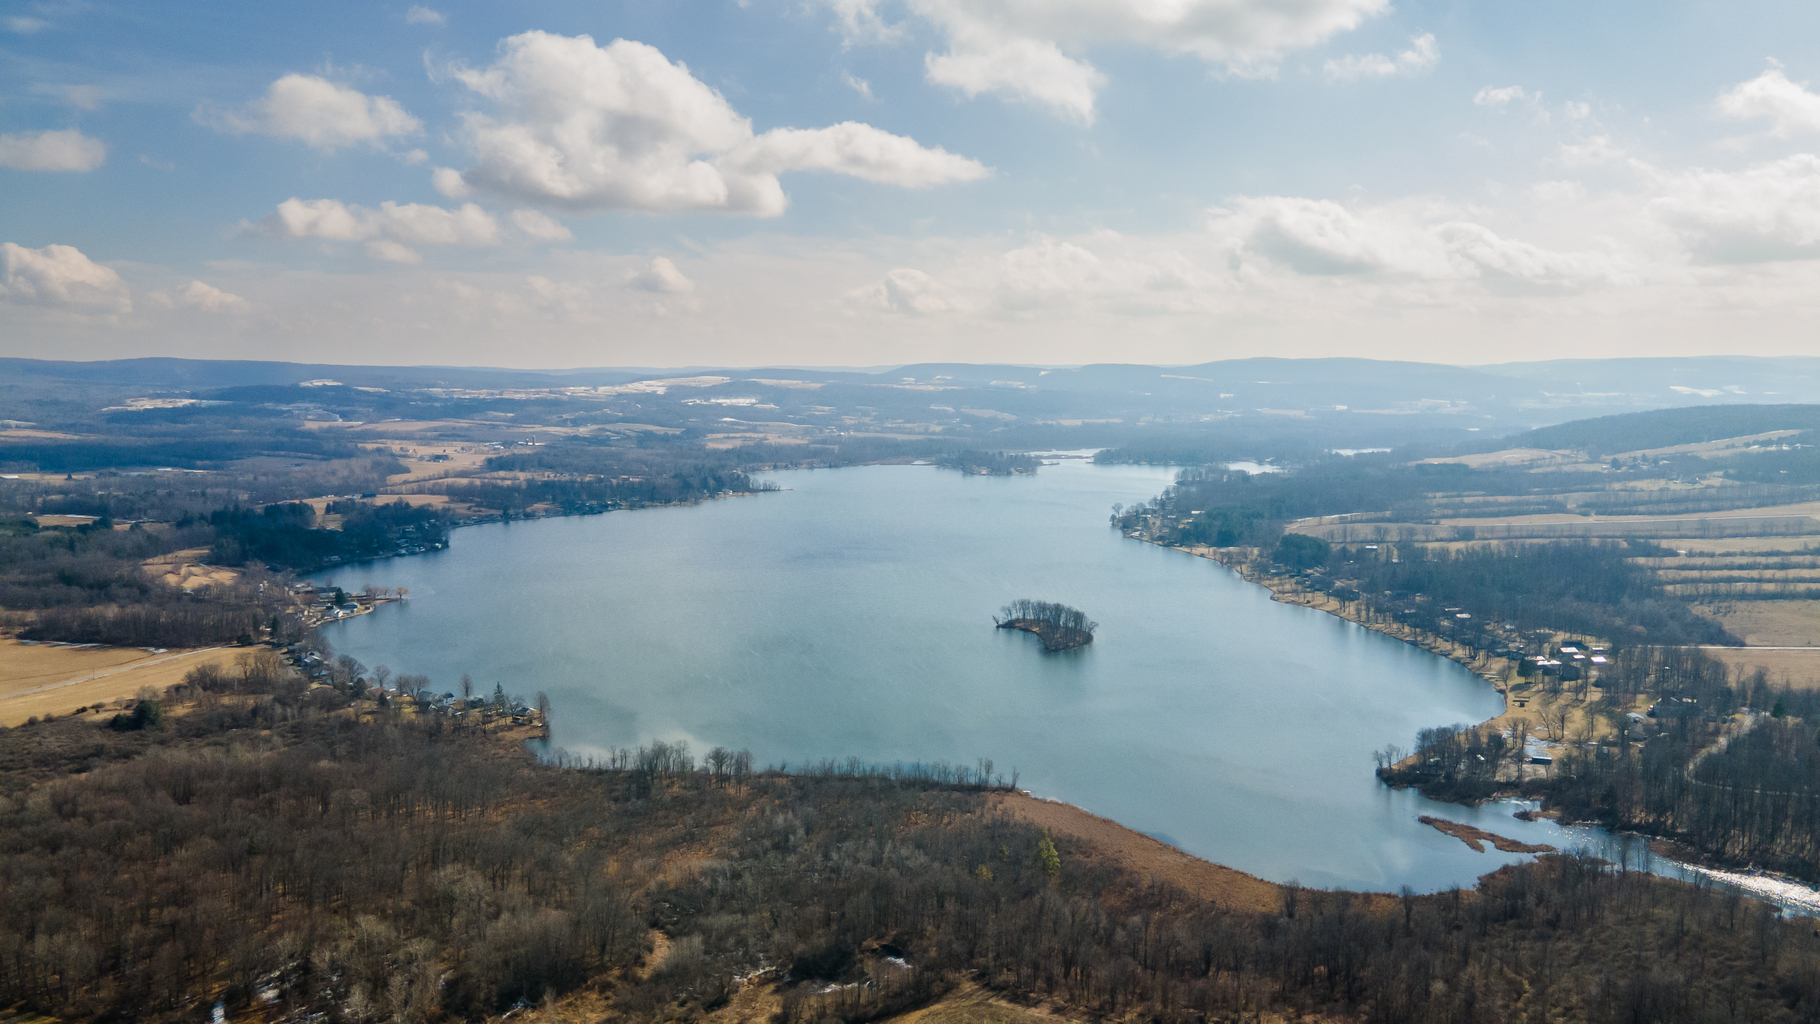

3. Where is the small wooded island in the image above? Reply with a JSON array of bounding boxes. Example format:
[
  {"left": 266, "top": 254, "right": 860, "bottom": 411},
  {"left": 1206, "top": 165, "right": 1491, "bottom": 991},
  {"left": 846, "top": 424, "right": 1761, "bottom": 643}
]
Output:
[
  {"left": 996, "top": 598, "right": 1097, "bottom": 651},
  {"left": 936, "top": 450, "right": 1040, "bottom": 475}
]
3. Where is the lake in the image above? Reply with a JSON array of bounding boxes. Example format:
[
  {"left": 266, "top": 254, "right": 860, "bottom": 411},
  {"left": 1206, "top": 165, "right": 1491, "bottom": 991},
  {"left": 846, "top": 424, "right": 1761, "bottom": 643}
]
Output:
[{"left": 321, "top": 458, "right": 1619, "bottom": 892}]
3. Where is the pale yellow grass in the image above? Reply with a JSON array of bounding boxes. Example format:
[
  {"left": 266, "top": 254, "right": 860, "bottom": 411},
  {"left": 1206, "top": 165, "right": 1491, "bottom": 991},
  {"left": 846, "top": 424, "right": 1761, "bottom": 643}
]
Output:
[
  {"left": 1703, "top": 649, "right": 1820, "bottom": 688},
  {"left": 0, "top": 638, "right": 243, "bottom": 725},
  {"left": 1694, "top": 601, "right": 1820, "bottom": 647},
  {"left": 142, "top": 547, "right": 239, "bottom": 590}
]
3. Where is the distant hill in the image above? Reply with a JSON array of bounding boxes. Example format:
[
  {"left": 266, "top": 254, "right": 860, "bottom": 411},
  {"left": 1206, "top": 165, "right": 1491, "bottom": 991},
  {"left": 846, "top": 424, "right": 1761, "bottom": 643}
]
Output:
[
  {"left": 1486, "top": 404, "right": 1820, "bottom": 457},
  {"left": 7, "top": 354, "right": 1820, "bottom": 443}
]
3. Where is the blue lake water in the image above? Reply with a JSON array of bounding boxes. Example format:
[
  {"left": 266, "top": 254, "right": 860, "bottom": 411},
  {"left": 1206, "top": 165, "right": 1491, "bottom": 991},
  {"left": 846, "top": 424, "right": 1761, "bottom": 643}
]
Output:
[{"left": 321, "top": 459, "right": 1623, "bottom": 892}]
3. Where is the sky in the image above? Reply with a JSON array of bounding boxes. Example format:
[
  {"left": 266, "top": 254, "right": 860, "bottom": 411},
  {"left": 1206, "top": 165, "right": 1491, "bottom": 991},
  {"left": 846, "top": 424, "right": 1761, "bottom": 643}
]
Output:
[{"left": 4, "top": 0, "right": 1820, "bottom": 369}]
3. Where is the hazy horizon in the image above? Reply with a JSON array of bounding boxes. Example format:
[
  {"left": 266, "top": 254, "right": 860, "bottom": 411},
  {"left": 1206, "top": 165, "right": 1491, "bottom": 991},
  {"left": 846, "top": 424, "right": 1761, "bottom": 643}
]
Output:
[{"left": 6, "top": 1, "right": 1820, "bottom": 367}]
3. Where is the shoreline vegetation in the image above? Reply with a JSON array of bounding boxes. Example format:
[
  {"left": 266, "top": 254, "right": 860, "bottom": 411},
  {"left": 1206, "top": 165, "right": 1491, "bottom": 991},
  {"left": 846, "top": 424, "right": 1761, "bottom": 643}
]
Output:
[
  {"left": 1419, "top": 815, "right": 1558, "bottom": 854},
  {"left": 12, "top": 669, "right": 1820, "bottom": 1024},
  {"left": 994, "top": 599, "right": 1097, "bottom": 651},
  {"left": 1153, "top": 535, "right": 1820, "bottom": 900},
  {"left": 934, "top": 450, "right": 1041, "bottom": 476}
]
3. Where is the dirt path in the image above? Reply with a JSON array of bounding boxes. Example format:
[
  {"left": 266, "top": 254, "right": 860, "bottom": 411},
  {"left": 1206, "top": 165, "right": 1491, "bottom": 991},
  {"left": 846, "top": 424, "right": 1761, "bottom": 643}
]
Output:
[{"left": 991, "top": 792, "right": 1284, "bottom": 914}]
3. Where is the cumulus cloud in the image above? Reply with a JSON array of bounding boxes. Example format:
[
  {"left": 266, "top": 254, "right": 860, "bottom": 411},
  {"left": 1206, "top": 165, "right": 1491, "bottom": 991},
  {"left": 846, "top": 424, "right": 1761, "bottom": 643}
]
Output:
[
  {"left": 0, "top": 128, "right": 107, "bottom": 172},
  {"left": 1210, "top": 196, "right": 1625, "bottom": 285},
  {"left": 842, "top": 72, "right": 874, "bottom": 99},
  {"left": 510, "top": 208, "right": 573, "bottom": 241},
  {"left": 1649, "top": 154, "right": 1820, "bottom": 261},
  {"left": 152, "top": 280, "right": 249, "bottom": 312},
  {"left": 925, "top": 35, "right": 1105, "bottom": 124},
  {"left": 730, "top": 122, "right": 988, "bottom": 187},
  {"left": 206, "top": 74, "right": 420, "bottom": 151},
  {"left": 1718, "top": 68, "right": 1820, "bottom": 139},
  {"left": 406, "top": 5, "right": 446, "bottom": 25},
  {"left": 824, "top": 0, "right": 1388, "bottom": 122},
  {"left": 431, "top": 166, "right": 473, "bottom": 197},
  {"left": 0, "top": 242, "right": 131, "bottom": 311},
  {"left": 441, "top": 33, "right": 985, "bottom": 215},
  {"left": 180, "top": 279, "right": 248, "bottom": 311},
  {"left": 1473, "top": 85, "right": 1528, "bottom": 106},
  {"left": 626, "top": 256, "right": 695, "bottom": 293},
  {"left": 848, "top": 268, "right": 962, "bottom": 314},
  {"left": 259, "top": 198, "right": 505, "bottom": 262},
  {"left": 1323, "top": 33, "right": 1437, "bottom": 82}
]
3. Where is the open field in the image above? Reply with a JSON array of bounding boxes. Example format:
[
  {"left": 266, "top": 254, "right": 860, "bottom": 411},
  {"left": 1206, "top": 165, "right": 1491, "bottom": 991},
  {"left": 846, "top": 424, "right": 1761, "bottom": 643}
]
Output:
[
  {"left": 1694, "top": 600, "right": 1820, "bottom": 645},
  {"left": 0, "top": 638, "right": 242, "bottom": 726},
  {"left": 1701, "top": 647, "right": 1820, "bottom": 688},
  {"left": 141, "top": 547, "right": 239, "bottom": 590},
  {"left": 1421, "top": 447, "right": 1579, "bottom": 468},
  {"left": 876, "top": 984, "right": 1093, "bottom": 1024}
]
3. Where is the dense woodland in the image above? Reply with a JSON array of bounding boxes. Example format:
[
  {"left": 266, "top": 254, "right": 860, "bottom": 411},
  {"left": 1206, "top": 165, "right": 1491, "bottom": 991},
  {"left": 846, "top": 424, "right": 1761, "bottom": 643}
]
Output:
[
  {"left": 995, "top": 599, "right": 1097, "bottom": 650},
  {"left": 0, "top": 516, "right": 295, "bottom": 647},
  {"left": 7, "top": 678, "right": 1820, "bottom": 1024},
  {"left": 1380, "top": 645, "right": 1820, "bottom": 886},
  {"left": 207, "top": 500, "right": 447, "bottom": 570},
  {"left": 934, "top": 450, "right": 1040, "bottom": 475},
  {"left": 1320, "top": 541, "right": 1736, "bottom": 648},
  {"left": 0, "top": 456, "right": 409, "bottom": 523}
]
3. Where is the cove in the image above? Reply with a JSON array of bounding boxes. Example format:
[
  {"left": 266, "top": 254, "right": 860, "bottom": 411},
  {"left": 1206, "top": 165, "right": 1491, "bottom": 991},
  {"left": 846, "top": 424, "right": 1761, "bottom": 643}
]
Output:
[{"left": 320, "top": 459, "right": 1618, "bottom": 892}]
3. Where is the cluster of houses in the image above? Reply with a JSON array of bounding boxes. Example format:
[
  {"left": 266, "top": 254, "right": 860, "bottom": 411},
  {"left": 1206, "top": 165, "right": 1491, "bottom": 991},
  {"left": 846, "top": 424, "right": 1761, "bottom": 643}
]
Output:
[{"left": 280, "top": 644, "right": 538, "bottom": 724}]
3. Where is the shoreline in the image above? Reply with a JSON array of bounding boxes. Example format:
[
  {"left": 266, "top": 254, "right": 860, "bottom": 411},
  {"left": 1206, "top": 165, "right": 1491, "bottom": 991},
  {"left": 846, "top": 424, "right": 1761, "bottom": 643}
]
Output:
[
  {"left": 991, "top": 791, "right": 1292, "bottom": 914},
  {"left": 1146, "top": 536, "right": 1820, "bottom": 913}
]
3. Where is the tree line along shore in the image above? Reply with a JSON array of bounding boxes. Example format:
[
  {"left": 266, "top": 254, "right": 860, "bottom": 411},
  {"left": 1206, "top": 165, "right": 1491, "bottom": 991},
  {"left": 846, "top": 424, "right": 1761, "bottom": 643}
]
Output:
[
  {"left": 1115, "top": 423, "right": 1820, "bottom": 893},
  {"left": 6, "top": 657, "right": 1820, "bottom": 1024}
]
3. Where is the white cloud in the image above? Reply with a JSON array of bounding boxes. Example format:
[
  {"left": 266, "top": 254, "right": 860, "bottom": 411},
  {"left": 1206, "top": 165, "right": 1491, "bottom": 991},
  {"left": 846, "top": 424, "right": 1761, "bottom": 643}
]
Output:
[
  {"left": 1718, "top": 68, "right": 1820, "bottom": 139},
  {"left": 1649, "top": 154, "right": 1820, "bottom": 260},
  {"left": 847, "top": 268, "right": 961, "bottom": 314},
  {"left": 730, "top": 122, "right": 989, "bottom": 187},
  {"left": 0, "top": 128, "right": 107, "bottom": 172},
  {"left": 406, "top": 5, "right": 447, "bottom": 25},
  {"left": 0, "top": 242, "right": 131, "bottom": 311},
  {"left": 825, "top": 0, "right": 1388, "bottom": 123},
  {"left": 207, "top": 74, "right": 421, "bottom": 151},
  {"left": 1210, "top": 196, "right": 1625, "bottom": 285},
  {"left": 986, "top": 235, "right": 1209, "bottom": 313},
  {"left": 4, "top": 16, "right": 46, "bottom": 33},
  {"left": 1217, "top": 197, "right": 1455, "bottom": 276},
  {"left": 366, "top": 240, "right": 423, "bottom": 263},
  {"left": 1474, "top": 85, "right": 1528, "bottom": 106},
  {"left": 842, "top": 71, "right": 874, "bottom": 100},
  {"left": 176, "top": 280, "right": 249, "bottom": 312},
  {"left": 1323, "top": 33, "right": 1438, "bottom": 82},
  {"left": 443, "top": 32, "right": 987, "bottom": 214},
  {"left": 1558, "top": 135, "right": 1626, "bottom": 166},
  {"left": 925, "top": 35, "right": 1105, "bottom": 124},
  {"left": 431, "top": 166, "right": 473, "bottom": 197},
  {"left": 626, "top": 256, "right": 695, "bottom": 292},
  {"left": 261, "top": 198, "right": 504, "bottom": 258},
  {"left": 510, "top": 208, "right": 572, "bottom": 241}
]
